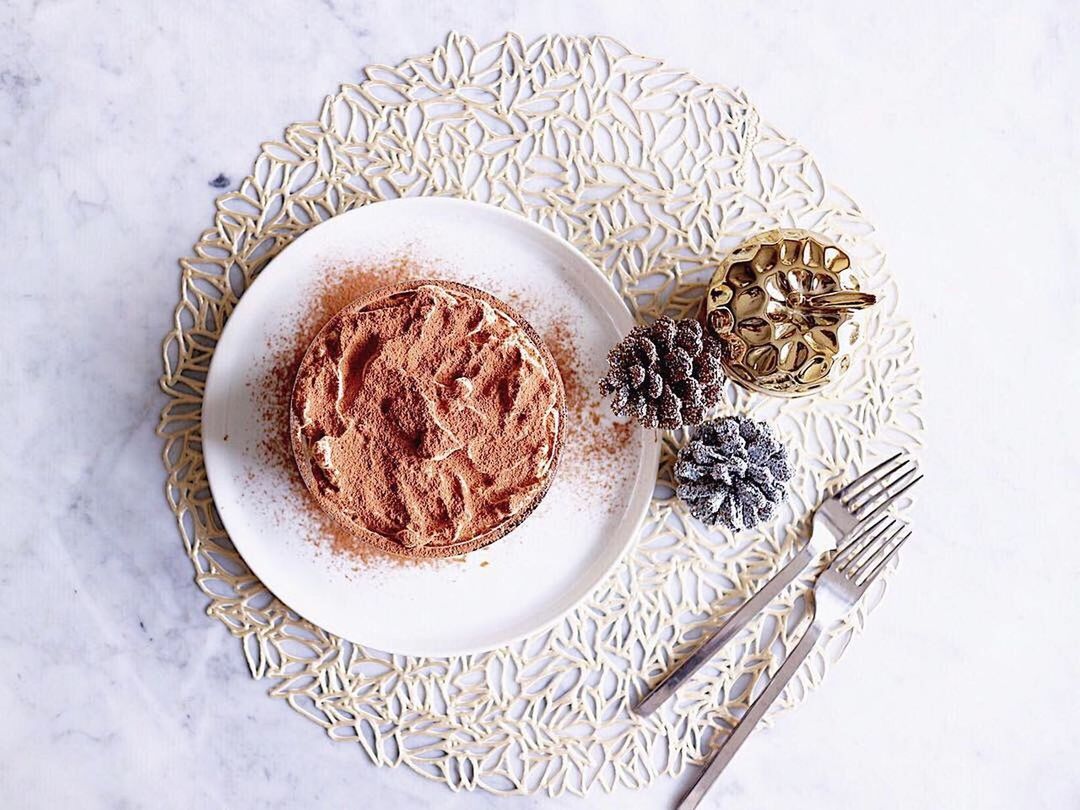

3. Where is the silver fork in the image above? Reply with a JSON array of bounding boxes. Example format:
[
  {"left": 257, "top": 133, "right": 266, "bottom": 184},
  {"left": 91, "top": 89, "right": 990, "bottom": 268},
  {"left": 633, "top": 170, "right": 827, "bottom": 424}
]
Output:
[
  {"left": 634, "top": 452, "right": 920, "bottom": 717},
  {"left": 678, "top": 516, "right": 913, "bottom": 810}
]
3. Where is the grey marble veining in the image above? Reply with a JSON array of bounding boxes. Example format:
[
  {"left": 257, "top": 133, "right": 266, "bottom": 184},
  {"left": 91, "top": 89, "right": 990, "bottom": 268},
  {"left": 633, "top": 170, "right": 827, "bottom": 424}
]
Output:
[{"left": 2, "top": 1, "right": 1078, "bottom": 808}]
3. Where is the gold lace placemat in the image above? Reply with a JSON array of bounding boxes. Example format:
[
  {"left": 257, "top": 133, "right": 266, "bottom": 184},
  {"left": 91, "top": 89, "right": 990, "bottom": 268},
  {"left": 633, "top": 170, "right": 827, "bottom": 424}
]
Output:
[{"left": 159, "top": 32, "right": 923, "bottom": 796}]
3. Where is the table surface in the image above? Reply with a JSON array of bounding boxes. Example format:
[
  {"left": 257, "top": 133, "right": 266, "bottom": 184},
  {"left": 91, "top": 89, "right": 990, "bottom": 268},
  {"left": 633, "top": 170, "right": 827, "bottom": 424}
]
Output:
[{"left": 3, "top": 2, "right": 1078, "bottom": 808}]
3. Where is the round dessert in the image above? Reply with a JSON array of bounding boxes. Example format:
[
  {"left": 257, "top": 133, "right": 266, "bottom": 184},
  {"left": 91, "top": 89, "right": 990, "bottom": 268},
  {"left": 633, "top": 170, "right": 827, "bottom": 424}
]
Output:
[{"left": 290, "top": 279, "right": 566, "bottom": 558}]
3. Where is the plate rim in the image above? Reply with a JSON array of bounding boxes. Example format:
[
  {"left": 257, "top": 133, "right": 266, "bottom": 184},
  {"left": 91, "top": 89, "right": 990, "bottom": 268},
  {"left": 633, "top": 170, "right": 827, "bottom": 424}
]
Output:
[{"left": 202, "top": 197, "right": 659, "bottom": 656}]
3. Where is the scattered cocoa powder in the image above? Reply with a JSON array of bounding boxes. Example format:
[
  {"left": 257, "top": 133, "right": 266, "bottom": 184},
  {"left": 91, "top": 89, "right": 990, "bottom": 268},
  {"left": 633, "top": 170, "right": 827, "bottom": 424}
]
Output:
[{"left": 543, "top": 317, "right": 635, "bottom": 506}]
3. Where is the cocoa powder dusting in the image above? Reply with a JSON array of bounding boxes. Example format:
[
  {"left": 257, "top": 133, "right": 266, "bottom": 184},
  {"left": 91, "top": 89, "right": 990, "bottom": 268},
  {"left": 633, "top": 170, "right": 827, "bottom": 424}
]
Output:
[
  {"left": 250, "top": 255, "right": 428, "bottom": 570},
  {"left": 248, "top": 252, "right": 633, "bottom": 569},
  {"left": 290, "top": 281, "right": 562, "bottom": 556}
]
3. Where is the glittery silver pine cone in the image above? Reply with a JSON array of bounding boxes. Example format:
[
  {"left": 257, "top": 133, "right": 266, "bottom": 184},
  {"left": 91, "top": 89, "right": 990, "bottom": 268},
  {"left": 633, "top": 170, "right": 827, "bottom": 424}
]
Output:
[
  {"left": 674, "top": 415, "right": 794, "bottom": 531},
  {"left": 598, "top": 317, "right": 724, "bottom": 430}
]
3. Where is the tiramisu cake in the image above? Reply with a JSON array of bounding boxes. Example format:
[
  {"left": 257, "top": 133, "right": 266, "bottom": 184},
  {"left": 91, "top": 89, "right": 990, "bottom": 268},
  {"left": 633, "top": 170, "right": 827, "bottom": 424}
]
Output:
[{"left": 290, "top": 280, "right": 565, "bottom": 558}]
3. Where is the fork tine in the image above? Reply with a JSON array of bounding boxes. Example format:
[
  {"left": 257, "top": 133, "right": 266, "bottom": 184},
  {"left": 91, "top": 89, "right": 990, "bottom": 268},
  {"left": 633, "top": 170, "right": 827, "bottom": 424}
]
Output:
[
  {"left": 833, "top": 514, "right": 892, "bottom": 569},
  {"left": 856, "top": 527, "right": 913, "bottom": 587},
  {"left": 838, "top": 452, "right": 905, "bottom": 501},
  {"left": 845, "top": 520, "right": 906, "bottom": 577},
  {"left": 832, "top": 515, "right": 896, "bottom": 572},
  {"left": 848, "top": 457, "right": 917, "bottom": 508},
  {"left": 837, "top": 517, "right": 902, "bottom": 573},
  {"left": 848, "top": 458, "right": 917, "bottom": 510},
  {"left": 853, "top": 471, "right": 923, "bottom": 522},
  {"left": 849, "top": 513, "right": 892, "bottom": 542}
]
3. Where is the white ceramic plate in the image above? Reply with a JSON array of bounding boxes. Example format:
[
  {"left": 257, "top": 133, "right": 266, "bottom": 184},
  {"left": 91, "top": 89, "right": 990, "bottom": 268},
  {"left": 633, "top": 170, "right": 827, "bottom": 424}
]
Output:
[{"left": 203, "top": 198, "right": 658, "bottom": 657}]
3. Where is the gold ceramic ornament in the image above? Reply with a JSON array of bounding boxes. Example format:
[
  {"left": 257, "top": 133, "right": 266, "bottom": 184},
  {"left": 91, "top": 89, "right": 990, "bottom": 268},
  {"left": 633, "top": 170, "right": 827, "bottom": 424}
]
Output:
[{"left": 704, "top": 229, "right": 877, "bottom": 397}]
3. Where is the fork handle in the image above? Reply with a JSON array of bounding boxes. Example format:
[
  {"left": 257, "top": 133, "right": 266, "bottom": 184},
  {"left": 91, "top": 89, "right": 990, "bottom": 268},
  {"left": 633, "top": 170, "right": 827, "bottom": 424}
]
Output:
[
  {"left": 677, "top": 620, "right": 824, "bottom": 810},
  {"left": 634, "top": 545, "right": 814, "bottom": 716}
]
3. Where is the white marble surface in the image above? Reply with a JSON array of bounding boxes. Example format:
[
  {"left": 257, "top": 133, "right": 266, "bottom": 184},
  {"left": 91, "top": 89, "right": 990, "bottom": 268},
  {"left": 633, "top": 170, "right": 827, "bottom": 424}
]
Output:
[{"left": 2, "top": 1, "right": 1078, "bottom": 807}]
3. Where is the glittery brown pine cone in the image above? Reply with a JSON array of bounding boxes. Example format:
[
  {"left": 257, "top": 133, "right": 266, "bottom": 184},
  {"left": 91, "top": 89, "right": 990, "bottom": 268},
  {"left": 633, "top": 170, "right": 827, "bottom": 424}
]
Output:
[{"left": 598, "top": 317, "right": 725, "bottom": 430}]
